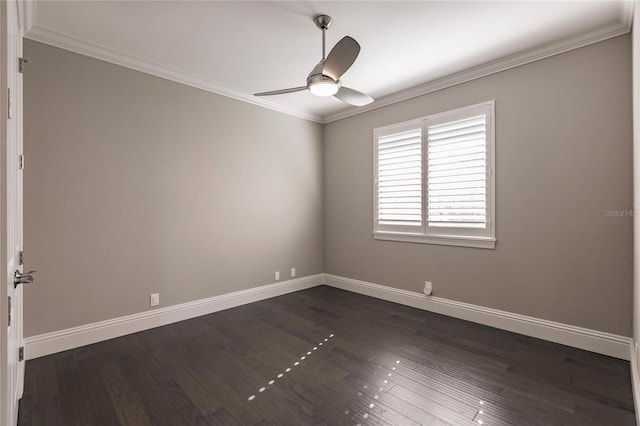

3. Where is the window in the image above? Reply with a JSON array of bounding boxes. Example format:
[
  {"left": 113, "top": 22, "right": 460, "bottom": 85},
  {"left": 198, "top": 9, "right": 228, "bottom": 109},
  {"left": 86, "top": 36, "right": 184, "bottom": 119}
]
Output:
[{"left": 373, "top": 101, "right": 495, "bottom": 249}]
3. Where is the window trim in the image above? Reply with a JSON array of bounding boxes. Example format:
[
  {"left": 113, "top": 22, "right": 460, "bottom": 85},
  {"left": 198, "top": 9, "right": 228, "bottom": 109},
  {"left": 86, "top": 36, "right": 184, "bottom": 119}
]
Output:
[{"left": 372, "top": 101, "right": 496, "bottom": 249}]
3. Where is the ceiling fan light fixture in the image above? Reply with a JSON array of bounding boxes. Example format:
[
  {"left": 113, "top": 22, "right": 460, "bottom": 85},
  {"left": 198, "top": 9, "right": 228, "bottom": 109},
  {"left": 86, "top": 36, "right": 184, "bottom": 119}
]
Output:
[
  {"left": 309, "top": 80, "right": 339, "bottom": 97},
  {"left": 308, "top": 74, "right": 341, "bottom": 97}
]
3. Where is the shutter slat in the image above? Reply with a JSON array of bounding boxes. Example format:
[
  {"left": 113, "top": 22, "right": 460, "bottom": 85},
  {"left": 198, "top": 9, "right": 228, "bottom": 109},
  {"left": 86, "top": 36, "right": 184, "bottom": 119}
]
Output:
[
  {"left": 429, "top": 173, "right": 486, "bottom": 185},
  {"left": 429, "top": 116, "right": 485, "bottom": 135},
  {"left": 379, "top": 155, "right": 423, "bottom": 167},
  {"left": 429, "top": 215, "right": 486, "bottom": 221},
  {"left": 379, "top": 191, "right": 421, "bottom": 198},
  {"left": 379, "top": 163, "right": 420, "bottom": 171},
  {"left": 380, "top": 174, "right": 422, "bottom": 181},
  {"left": 379, "top": 143, "right": 421, "bottom": 155},
  {"left": 428, "top": 133, "right": 485, "bottom": 149},
  {"left": 380, "top": 208, "right": 422, "bottom": 214},
  {"left": 429, "top": 153, "right": 485, "bottom": 164},
  {"left": 380, "top": 178, "right": 422, "bottom": 187},
  {"left": 379, "top": 220, "right": 421, "bottom": 226},
  {"left": 429, "top": 125, "right": 485, "bottom": 143},
  {"left": 429, "top": 209, "right": 486, "bottom": 214},
  {"left": 430, "top": 205, "right": 485, "bottom": 210},
  {"left": 428, "top": 146, "right": 485, "bottom": 161},
  {"left": 380, "top": 168, "right": 422, "bottom": 176},
  {"left": 379, "top": 148, "right": 422, "bottom": 161},
  {"left": 429, "top": 166, "right": 485, "bottom": 178},
  {"left": 379, "top": 214, "right": 422, "bottom": 220},
  {"left": 429, "top": 181, "right": 485, "bottom": 191},
  {"left": 379, "top": 129, "right": 421, "bottom": 144},
  {"left": 429, "top": 196, "right": 485, "bottom": 201},
  {"left": 430, "top": 159, "right": 486, "bottom": 172},
  {"left": 380, "top": 188, "right": 421, "bottom": 194}
]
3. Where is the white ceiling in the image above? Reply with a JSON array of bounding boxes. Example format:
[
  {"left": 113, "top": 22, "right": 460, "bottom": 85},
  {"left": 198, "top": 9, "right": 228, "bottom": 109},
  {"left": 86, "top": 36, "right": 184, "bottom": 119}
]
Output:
[{"left": 26, "top": 1, "right": 632, "bottom": 123}]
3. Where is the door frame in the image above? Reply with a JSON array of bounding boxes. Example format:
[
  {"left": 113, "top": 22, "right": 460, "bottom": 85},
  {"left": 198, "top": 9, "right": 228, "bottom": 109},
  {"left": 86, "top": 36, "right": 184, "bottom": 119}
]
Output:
[{"left": 1, "top": 0, "right": 25, "bottom": 424}]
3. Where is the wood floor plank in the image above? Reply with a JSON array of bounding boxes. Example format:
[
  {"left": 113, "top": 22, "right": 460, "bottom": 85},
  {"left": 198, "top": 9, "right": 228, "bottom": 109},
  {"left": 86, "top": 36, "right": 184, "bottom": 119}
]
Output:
[
  {"left": 18, "top": 286, "right": 636, "bottom": 425},
  {"left": 30, "top": 399, "right": 62, "bottom": 426},
  {"left": 99, "top": 361, "right": 152, "bottom": 426},
  {"left": 342, "top": 372, "right": 452, "bottom": 426},
  {"left": 53, "top": 353, "right": 109, "bottom": 425}
]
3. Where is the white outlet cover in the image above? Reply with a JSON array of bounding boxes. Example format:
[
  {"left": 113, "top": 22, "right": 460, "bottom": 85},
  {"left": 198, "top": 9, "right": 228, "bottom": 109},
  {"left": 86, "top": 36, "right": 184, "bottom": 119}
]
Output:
[
  {"left": 150, "top": 293, "right": 159, "bottom": 306},
  {"left": 291, "top": 268, "right": 296, "bottom": 277},
  {"left": 423, "top": 282, "right": 433, "bottom": 296}
]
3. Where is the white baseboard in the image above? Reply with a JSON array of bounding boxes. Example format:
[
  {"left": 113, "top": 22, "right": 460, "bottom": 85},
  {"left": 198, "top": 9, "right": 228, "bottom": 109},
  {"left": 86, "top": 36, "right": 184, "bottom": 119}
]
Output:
[
  {"left": 630, "top": 342, "right": 640, "bottom": 425},
  {"left": 25, "top": 272, "right": 632, "bottom": 362},
  {"left": 24, "top": 274, "right": 323, "bottom": 360},
  {"left": 323, "top": 274, "right": 632, "bottom": 360}
]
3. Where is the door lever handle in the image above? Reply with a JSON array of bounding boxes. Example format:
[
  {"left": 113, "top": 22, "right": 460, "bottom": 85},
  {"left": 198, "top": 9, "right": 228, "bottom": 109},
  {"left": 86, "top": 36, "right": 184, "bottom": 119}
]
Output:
[{"left": 14, "top": 270, "right": 35, "bottom": 288}]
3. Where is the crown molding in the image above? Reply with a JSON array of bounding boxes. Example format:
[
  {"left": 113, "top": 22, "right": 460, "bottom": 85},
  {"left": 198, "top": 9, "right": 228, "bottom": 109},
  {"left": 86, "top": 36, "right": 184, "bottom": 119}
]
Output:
[
  {"left": 323, "top": 19, "right": 632, "bottom": 123},
  {"left": 21, "top": 1, "right": 35, "bottom": 34},
  {"left": 620, "top": 0, "right": 635, "bottom": 30},
  {"left": 24, "top": 25, "right": 324, "bottom": 124},
  {"left": 23, "top": 2, "right": 633, "bottom": 125}
]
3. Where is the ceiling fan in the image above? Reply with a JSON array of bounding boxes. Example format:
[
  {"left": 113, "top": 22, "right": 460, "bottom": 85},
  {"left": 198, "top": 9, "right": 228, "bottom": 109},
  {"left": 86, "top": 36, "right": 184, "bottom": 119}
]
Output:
[{"left": 254, "top": 15, "right": 374, "bottom": 107}]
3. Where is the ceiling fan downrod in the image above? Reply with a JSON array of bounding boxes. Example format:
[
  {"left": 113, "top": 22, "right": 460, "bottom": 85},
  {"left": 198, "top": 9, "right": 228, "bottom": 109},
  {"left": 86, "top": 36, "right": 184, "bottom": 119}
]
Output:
[{"left": 314, "top": 15, "right": 332, "bottom": 60}]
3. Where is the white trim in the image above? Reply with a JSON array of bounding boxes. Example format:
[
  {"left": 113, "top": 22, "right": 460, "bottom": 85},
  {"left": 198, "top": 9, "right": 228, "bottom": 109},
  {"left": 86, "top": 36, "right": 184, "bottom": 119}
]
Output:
[
  {"left": 323, "top": 274, "right": 632, "bottom": 360},
  {"left": 372, "top": 101, "right": 496, "bottom": 249},
  {"left": 22, "top": 1, "right": 35, "bottom": 34},
  {"left": 630, "top": 342, "right": 640, "bottom": 425},
  {"left": 621, "top": 0, "right": 635, "bottom": 31},
  {"left": 324, "top": 20, "right": 631, "bottom": 123},
  {"left": 373, "top": 231, "right": 496, "bottom": 249},
  {"left": 24, "top": 25, "right": 323, "bottom": 124},
  {"left": 24, "top": 274, "right": 323, "bottom": 360},
  {"left": 23, "top": 273, "right": 633, "bottom": 363}
]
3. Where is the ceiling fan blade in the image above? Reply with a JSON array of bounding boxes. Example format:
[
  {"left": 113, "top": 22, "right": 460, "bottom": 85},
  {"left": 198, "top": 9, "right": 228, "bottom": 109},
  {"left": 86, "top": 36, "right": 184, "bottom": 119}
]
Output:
[
  {"left": 322, "top": 36, "right": 360, "bottom": 81},
  {"left": 254, "top": 86, "right": 307, "bottom": 97},
  {"left": 334, "top": 87, "right": 373, "bottom": 106}
]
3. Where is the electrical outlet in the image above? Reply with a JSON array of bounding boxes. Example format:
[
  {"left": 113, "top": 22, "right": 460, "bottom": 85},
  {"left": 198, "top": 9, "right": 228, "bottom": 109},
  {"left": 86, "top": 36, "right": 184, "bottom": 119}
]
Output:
[
  {"left": 150, "top": 293, "right": 159, "bottom": 307},
  {"left": 423, "top": 281, "right": 433, "bottom": 296},
  {"left": 291, "top": 268, "right": 296, "bottom": 277},
  {"left": 275, "top": 271, "right": 280, "bottom": 281},
  {"left": 635, "top": 342, "right": 638, "bottom": 352}
]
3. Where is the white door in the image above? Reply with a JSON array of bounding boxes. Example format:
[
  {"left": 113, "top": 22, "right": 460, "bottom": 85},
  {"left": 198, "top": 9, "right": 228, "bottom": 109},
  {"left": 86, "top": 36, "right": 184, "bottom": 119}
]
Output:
[{"left": 1, "top": 0, "right": 26, "bottom": 424}]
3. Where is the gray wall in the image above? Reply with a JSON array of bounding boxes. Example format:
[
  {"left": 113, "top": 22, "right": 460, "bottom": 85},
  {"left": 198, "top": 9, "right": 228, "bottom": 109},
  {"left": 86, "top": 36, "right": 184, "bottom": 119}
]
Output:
[
  {"left": 23, "top": 40, "right": 323, "bottom": 337},
  {"left": 24, "top": 34, "right": 633, "bottom": 339},
  {"left": 324, "top": 35, "right": 633, "bottom": 336}
]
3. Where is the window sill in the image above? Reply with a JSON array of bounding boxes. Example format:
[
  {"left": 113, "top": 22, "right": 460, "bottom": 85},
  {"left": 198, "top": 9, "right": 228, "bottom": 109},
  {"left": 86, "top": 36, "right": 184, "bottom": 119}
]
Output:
[{"left": 373, "top": 231, "right": 496, "bottom": 249}]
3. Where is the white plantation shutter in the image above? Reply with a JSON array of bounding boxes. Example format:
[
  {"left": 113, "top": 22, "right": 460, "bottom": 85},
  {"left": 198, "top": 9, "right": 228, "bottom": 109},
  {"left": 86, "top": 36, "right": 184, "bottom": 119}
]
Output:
[
  {"left": 427, "top": 115, "right": 487, "bottom": 228},
  {"left": 373, "top": 101, "right": 494, "bottom": 248},
  {"left": 376, "top": 128, "right": 422, "bottom": 227}
]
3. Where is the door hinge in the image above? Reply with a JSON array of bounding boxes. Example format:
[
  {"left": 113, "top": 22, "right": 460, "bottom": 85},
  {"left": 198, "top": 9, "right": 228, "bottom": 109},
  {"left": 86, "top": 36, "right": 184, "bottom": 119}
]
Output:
[
  {"left": 7, "top": 88, "right": 11, "bottom": 119},
  {"left": 18, "top": 346, "right": 24, "bottom": 362},
  {"left": 18, "top": 58, "right": 30, "bottom": 74},
  {"left": 19, "top": 251, "right": 24, "bottom": 265},
  {"left": 7, "top": 296, "right": 11, "bottom": 327},
  {"left": 19, "top": 155, "right": 24, "bottom": 170}
]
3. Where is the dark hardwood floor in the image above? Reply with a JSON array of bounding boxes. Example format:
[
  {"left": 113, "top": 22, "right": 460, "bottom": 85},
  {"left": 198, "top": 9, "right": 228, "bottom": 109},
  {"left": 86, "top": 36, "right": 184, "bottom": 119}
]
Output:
[{"left": 18, "top": 285, "right": 636, "bottom": 425}]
